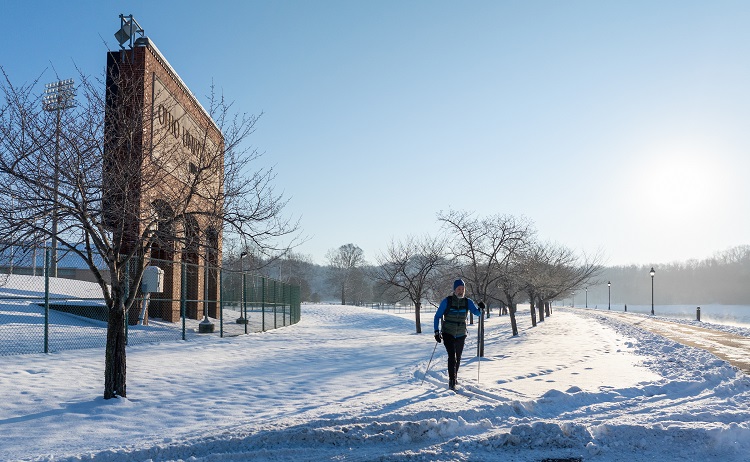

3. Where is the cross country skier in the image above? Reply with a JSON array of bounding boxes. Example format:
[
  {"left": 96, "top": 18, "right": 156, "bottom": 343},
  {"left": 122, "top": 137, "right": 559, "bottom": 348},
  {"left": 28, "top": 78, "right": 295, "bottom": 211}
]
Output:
[{"left": 433, "top": 279, "right": 483, "bottom": 390}]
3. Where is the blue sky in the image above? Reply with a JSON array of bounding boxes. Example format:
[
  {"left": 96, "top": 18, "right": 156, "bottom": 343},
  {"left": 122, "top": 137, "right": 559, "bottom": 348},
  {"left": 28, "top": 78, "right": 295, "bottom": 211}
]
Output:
[{"left": 3, "top": 1, "right": 749, "bottom": 267}]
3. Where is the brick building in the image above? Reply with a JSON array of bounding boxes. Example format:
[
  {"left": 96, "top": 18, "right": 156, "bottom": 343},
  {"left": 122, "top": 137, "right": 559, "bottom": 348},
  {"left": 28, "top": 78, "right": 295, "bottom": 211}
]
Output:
[{"left": 104, "top": 38, "right": 224, "bottom": 323}]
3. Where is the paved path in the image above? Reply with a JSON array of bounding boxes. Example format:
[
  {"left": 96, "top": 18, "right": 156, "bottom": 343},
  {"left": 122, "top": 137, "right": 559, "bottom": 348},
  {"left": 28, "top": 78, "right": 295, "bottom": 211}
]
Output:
[{"left": 598, "top": 311, "right": 750, "bottom": 374}]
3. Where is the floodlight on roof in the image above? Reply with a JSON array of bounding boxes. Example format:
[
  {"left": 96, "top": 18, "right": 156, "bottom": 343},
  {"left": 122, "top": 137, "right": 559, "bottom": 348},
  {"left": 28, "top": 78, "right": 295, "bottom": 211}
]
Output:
[{"left": 115, "top": 14, "right": 144, "bottom": 49}]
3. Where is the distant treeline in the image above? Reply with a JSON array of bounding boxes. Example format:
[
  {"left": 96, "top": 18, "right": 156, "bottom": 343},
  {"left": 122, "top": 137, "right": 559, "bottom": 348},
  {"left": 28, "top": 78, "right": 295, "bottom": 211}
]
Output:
[{"left": 581, "top": 245, "right": 750, "bottom": 307}]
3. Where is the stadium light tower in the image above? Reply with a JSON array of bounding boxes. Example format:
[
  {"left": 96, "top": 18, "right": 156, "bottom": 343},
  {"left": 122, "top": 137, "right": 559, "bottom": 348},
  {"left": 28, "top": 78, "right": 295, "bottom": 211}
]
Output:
[{"left": 43, "top": 78, "right": 76, "bottom": 277}]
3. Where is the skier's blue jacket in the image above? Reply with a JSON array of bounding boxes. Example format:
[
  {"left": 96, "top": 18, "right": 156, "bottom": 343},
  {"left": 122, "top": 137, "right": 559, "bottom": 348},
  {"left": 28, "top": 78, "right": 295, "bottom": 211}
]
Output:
[{"left": 433, "top": 295, "right": 482, "bottom": 338}]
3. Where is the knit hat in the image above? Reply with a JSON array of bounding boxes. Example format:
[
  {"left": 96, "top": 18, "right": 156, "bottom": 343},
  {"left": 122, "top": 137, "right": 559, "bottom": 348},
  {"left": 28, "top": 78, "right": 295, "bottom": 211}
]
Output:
[{"left": 453, "top": 279, "right": 465, "bottom": 290}]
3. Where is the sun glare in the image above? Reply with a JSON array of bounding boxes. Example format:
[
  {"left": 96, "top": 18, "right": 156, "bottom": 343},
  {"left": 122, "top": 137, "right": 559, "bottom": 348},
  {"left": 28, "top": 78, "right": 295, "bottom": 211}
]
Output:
[{"left": 630, "top": 139, "right": 724, "bottom": 218}]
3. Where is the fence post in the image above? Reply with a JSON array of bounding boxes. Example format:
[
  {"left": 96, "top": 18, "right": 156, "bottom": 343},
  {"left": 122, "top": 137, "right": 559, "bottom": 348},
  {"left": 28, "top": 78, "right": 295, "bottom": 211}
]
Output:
[
  {"left": 261, "top": 277, "right": 266, "bottom": 332},
  {"left": 242, "top": 272, "right": 248, "bottom": 334},
  {"left": 281, "top": 282, "right": 286, "bottom": 327},
  {"left": 181, "top": 262, "right": 187, "bottom": 340},
  {"left": 219, "top": 267, "right": 224, "bottom": 337},
  {"left": 44, "top": 247, "right": 50, "bottom": 354},
  {"left": 273, "top": 280, "right": 278, "bottom": 329}
]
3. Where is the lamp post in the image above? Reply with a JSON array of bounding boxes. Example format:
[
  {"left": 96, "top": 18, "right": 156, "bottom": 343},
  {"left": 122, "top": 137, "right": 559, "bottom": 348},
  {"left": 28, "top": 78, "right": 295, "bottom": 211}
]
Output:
[
  {"left": 571, "top": 291, "right": 575, "bottom": 307},
  {"left": 608, "top": 281, "right": 611, "bottom": 310},
  {"left": 236, "top": 251, "right": 248, "bottom": 324},
  {"left": 42, "top": 78, "right": 75, "bottom": 277},
  {"left": 650, "top": 267, "right": 655, "bottom": 315},
  {"left": 585, "top": 287, "right": 588, "bottom": 308}
]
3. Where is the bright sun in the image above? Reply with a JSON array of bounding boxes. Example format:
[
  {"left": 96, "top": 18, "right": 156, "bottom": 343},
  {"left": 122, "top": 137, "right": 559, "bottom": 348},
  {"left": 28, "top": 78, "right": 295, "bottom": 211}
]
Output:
[{"left": 629, "top": 138, "right": 723, "bottom": 219}]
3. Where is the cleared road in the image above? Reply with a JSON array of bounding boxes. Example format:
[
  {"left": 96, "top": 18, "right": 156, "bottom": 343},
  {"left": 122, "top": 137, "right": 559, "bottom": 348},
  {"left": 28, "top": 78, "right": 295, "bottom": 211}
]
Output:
[{"left": 596, "top": 311, "right": 750, "bottom": 374}]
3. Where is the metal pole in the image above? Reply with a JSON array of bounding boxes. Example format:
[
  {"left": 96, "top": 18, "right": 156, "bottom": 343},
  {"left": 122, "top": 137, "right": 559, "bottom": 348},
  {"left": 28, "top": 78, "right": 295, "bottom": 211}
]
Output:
[
  {"left": 477, "top": 344, "right": 481, "bottom": 384},
  {"left": 650, "top": 267, "right": 655, "bottom": 315},
  {"left": 51, "top": 108, "right": 59, "bottom": 278},
  {"left": 237, "top": 252, "right": 248, "bottom": 326},
  {"left": 243, "top": 273, "right": 248, "bottom": 334},
  {"left": 651, "top": 275, "right": 654, "bottom": 315},
  {"left": 43, "top": 78, "right": 75, "bottom": 277},
  {"left": 261, "top": 278, "right": 266, "bottom": 332},
  {"left": 44, "top": 247, "right": 50, "bottom": 353},
  {"left": 219, "top": 267, "right": 224, "bottom": 337},
  {"left": 181, "top": 262, "right": 187, "bottom": 340},
  {"left": 273, "top": 280, "right": 278, "bottom": 329},
  {"left": 421, "top": 341, "right": 440, "bottom": 386}
]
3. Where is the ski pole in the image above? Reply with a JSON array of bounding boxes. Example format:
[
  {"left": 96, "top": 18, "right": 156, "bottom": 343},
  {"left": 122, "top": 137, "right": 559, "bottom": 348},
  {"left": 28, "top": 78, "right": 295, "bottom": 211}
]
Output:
[
  {"left": 421, "top": 340, "right": 439, "bottom": 386},
  {"left": 477, "top": 347, "right": 481, "bottom": 383}
]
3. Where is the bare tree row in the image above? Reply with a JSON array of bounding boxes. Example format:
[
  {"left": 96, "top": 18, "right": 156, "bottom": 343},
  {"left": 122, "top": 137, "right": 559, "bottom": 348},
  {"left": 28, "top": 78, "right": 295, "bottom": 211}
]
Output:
[{"left": 368, "top": 210, "right": 604, "bottom": 336}]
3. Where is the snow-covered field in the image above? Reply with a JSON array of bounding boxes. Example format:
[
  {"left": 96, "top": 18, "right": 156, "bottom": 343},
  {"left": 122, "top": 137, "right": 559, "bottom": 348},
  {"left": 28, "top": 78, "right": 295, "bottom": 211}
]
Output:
[{"left": 2, "top": 296, "right": 749, "bottom": 461}]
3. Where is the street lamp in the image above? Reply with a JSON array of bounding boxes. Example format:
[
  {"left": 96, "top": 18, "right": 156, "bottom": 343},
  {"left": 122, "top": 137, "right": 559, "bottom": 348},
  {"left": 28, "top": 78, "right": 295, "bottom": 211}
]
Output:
[
  {"left": 43, "top": 78, "right": 75, "bottom": 277},
  {"left": 650, "top": 267, "right": 655, "bottom": 315},
  {"left": 608, "top": 281, "right": 611, "bottom": 310},
  {"left": 585, "top": 287, "right": 588, "bottom": 308},
  {"left": 236, "top": 251, "right": 248, "bottom": 324},
  {"left": 571, "top": 291, "right": 575, "bottom": 307}
]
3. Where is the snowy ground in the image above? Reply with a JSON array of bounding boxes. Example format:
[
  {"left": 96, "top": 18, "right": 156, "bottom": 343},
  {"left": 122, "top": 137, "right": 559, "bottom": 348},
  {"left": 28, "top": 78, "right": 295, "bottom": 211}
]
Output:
[{"left": 1, "top": 300, "right": 749, "bottom": 461}]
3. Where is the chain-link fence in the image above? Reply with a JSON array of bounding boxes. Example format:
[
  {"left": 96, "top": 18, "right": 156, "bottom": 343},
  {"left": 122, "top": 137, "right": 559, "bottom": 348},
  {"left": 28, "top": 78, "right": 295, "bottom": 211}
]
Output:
[
  {"left": 219, "top": 269, "right": 301, "bottom": 337},
  {"left": 0, "top": 247, "right": 301, "bottom": 356},
  {"left": 366, "top": 303, "right": 437, "bottom": 314}
]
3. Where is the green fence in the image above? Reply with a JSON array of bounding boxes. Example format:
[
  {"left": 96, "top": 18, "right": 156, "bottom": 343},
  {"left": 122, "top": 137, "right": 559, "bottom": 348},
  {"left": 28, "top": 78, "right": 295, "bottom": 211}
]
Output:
[
  {"left": 0, "top": 248, "right": 301, "bottom": 356},
  {"left": 219, "top": 267, "right": 301, "bottom": 336}
]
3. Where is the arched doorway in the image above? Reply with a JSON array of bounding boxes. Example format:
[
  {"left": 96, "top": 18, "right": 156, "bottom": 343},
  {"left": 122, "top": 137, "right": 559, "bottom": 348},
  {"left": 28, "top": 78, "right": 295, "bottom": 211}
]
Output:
[{"left": 149, "top": 200, "right": 175, "bottom": 320}]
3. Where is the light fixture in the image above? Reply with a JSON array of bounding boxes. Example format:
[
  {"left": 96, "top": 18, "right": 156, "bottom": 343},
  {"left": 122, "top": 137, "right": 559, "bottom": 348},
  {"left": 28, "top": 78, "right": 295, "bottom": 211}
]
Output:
[{"left": 115, "top": 14, "right": 144, "bottom": 49}]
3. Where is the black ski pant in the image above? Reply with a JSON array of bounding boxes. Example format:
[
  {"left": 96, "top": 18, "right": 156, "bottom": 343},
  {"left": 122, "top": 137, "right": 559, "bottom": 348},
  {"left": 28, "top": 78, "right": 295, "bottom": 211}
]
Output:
[{"left": 442, "top": 332, "right": 466, "bottom": 382}]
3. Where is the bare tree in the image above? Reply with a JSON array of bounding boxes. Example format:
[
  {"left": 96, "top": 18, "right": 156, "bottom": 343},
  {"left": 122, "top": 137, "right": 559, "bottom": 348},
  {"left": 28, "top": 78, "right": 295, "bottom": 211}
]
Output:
[
  {"left": 326, "top": 243, "right": 365, "bottom": 305},
  {"left": 438, "top": 210, "right": 533, "bottom": 321},
  {"left": 523, "top": 241, "right": 603, "bottom": 323},
  {"left": 495, "top": 255, "right": 526, "bottom": 336},
  {"left": 0, "top": 62, "right": 299, "bottom": 399},
  {"left": 372, "top": 234, "right": 448, "bottom": 333},
  {"left": 347, "top": 266, "right": 372, "bottom": 306}
]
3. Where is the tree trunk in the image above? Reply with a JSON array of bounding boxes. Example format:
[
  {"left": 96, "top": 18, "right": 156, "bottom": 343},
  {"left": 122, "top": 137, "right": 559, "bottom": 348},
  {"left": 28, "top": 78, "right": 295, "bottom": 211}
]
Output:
[
  {"left": 509, "top": 303, "right": 519, "bottom": 336},
  {"left": 104, "top": 297, "right": 127, "bottom": 399},
  {"left": 537, "top": 296, "right": 545, "bottom": 322},
  {"left": 414, "top": 301, "right": 422, "bottom": 334},
  {"left": 530, "top": 300, "right": 537, "bottom": 327},
  {"left": 545, "top": 301, "right": 551, "bottom": 317}
]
